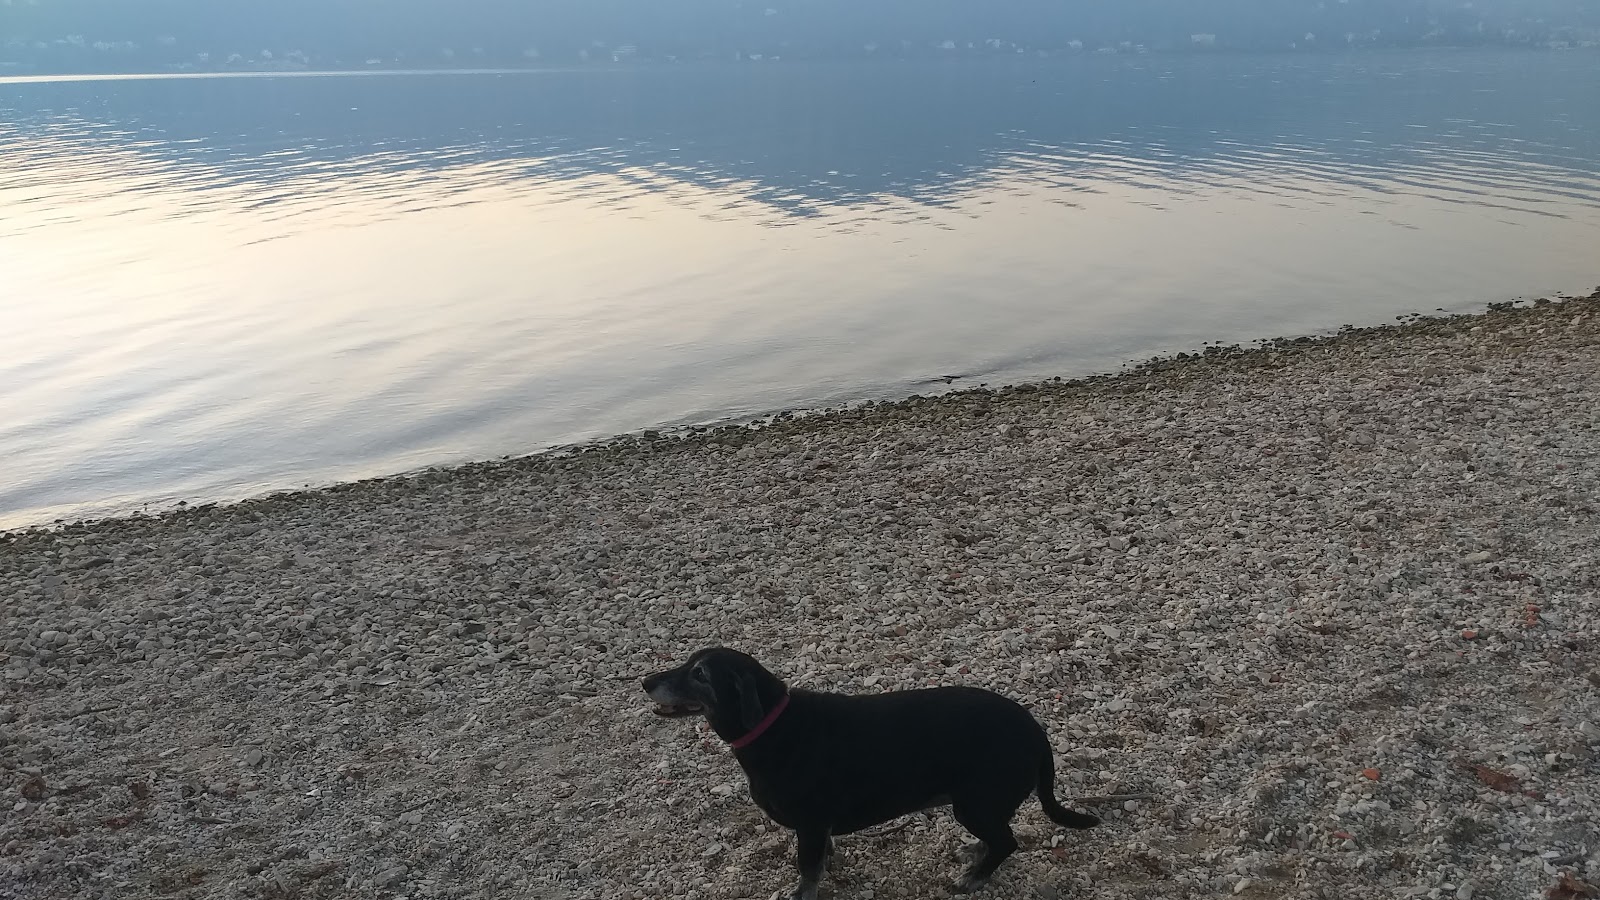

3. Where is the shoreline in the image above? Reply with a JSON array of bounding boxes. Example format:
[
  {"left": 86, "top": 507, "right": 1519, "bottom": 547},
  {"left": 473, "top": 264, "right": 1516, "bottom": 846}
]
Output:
[
  {"left": 3, "top": 292, "right": 1598, "bottom": 900},
  {"left": 9, "top": 290, "right": 1597, "bottom": 541}
]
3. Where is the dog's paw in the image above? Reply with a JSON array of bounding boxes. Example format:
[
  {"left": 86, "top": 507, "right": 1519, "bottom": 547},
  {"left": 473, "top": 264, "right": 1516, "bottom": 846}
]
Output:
[
  {"left": 956, "top": 841, "right": 986, "bottom": 863},
  {"left": 787, "top": 882, "right": 820, "bottom": 900},
  {"left": 952, "top": 872, "right": 990, "bottom": 894}
]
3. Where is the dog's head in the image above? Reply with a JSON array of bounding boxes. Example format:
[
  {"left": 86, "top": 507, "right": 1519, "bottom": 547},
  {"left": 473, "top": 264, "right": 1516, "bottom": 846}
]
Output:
[{"left": 643, "top": 647, "right": 787, "bottom": 743}]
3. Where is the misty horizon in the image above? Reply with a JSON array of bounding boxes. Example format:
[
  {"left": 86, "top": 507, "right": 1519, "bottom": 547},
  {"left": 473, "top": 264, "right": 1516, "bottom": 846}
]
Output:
[{"left": 4, "top": 0, "right": 1600, "bottom": 75}]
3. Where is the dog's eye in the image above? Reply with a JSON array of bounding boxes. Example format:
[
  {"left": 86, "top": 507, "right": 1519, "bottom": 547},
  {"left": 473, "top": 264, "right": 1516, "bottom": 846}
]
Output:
[{"left": 690, "top": 666, "right": 709, "bottom": 684}]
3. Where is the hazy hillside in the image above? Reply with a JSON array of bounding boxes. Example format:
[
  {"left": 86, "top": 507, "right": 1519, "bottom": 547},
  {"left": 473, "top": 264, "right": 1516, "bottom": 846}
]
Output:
[{"left": 4, "top": 0, "right": 1599, "bottom": 73}]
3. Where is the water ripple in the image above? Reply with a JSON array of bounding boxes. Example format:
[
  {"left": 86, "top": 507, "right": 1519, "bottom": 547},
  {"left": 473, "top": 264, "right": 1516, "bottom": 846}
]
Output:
[{"left": 2, "top": 53, "right": 1598, "bottom": 528}]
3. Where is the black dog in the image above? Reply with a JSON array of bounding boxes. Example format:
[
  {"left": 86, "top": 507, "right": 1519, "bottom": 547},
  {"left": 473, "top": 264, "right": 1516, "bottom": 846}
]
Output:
[{"left": 643, "top": 647, "right": 1099, "bottom": 899}]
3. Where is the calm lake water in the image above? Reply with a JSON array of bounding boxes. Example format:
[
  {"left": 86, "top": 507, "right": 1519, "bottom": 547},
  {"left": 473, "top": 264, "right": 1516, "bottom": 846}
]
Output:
[{"left": 2, "top": 52, "right": 1599, "bottom": 529}]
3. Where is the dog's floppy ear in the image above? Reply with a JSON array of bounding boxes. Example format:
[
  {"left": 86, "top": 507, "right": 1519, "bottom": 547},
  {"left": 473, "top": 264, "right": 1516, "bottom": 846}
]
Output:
[{"left": 734, "top": 669, "right": 765, "bottom": 732}]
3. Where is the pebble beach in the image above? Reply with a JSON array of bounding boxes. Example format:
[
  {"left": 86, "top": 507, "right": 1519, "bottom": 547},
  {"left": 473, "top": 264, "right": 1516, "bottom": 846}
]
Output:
[{"left": 3, "top": 293, "right": 1599, "bottom": 900}]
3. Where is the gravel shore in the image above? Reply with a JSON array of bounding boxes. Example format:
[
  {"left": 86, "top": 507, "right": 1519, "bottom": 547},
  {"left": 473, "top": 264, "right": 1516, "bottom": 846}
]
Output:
[{"left": 4, "top": 293, "right": 1599, "bottom": 900}]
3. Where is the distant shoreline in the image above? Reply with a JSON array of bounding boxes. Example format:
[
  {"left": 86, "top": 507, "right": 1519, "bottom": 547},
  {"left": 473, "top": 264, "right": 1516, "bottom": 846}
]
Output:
[{"left": 5, "top": 43, "right": 1598, "bottom": 84}]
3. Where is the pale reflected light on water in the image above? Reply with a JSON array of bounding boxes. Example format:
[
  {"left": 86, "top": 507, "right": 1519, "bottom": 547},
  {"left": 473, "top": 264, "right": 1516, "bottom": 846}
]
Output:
[{"left": 2, "top": 53, "right": 1598, "bottom": 528}]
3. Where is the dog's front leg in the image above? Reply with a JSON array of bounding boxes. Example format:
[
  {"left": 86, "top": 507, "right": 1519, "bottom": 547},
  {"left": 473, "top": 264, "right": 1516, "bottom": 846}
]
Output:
[{"left": 789, "top": 827, "right": 830, "bottom": 900}]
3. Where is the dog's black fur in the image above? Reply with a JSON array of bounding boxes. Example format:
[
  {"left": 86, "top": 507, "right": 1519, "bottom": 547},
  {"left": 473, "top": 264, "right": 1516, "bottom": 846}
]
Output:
[{"left": 643, "top": 647, "right": 1099, "bottom": 899}]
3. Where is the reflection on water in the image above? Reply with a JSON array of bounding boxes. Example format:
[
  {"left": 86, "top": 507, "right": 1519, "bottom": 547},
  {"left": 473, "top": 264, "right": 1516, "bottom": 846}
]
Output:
[{"left": 2, "top": 52, "right": 1598, "bottom": 528}]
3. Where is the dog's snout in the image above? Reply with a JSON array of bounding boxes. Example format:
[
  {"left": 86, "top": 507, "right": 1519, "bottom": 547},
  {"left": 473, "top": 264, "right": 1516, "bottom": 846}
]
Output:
[{"left": 642, "top": 671, "right": 666, "bottom": 693}]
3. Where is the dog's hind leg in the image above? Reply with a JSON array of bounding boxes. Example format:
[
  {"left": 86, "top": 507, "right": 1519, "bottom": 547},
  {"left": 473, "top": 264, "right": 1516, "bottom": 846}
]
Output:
[
  {"left": 789, "top": 827, "right": 829, "bottom": 900},
  {"left": 949, "top": 801, "right": 1019, "bottom": 893}
]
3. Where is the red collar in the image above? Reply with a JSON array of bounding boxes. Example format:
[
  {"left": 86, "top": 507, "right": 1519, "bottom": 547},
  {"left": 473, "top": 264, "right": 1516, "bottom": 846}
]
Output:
[{"left": 729, "top": 694, "right": 790, "bottom": 749}]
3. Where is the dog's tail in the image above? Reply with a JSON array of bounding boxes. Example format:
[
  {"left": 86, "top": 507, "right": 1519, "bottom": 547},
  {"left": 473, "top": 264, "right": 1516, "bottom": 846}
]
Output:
[{"left": 1037, "top": 753, "right": 1100, "bottom": 829}]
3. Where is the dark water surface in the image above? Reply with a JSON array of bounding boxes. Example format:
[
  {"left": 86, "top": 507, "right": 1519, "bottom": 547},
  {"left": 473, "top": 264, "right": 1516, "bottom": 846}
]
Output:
[{"left": 2, "top": 52, "right": 1598, "bottom": 528}]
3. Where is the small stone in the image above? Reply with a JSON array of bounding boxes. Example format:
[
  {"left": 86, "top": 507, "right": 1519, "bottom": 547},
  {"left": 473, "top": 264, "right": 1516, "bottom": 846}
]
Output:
[
  {"left": 1462, "top": 551, "right": 1495, "bottom": 564},
  {"left": 1107, "top": 536, "right": 1130, "bottom": 552}
]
